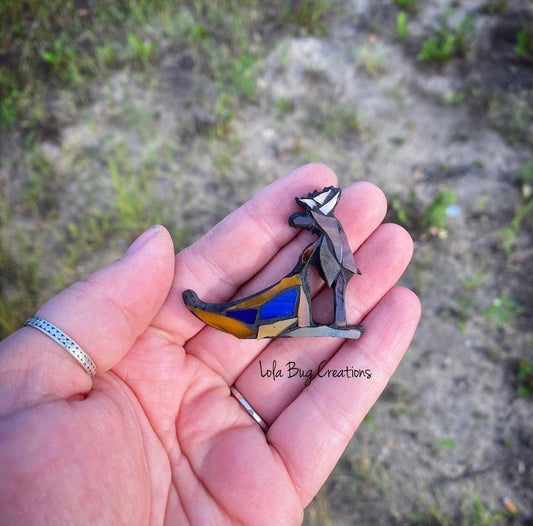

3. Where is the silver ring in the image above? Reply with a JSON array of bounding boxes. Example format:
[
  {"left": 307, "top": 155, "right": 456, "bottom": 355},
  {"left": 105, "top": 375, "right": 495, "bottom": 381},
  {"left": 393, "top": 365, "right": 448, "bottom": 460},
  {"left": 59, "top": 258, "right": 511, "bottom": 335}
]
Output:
[
  {"left": 24, "top": 316, "right": 97, "bottom": 377},
  {"left": 230, "top": 386, "right": 268, "bottom": 432}
]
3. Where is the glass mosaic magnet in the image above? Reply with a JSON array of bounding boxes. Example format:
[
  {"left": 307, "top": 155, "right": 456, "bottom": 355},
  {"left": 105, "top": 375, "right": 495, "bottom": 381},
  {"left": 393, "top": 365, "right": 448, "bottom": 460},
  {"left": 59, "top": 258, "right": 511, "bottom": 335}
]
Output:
[{"left": 182, "top": 186, "right": 364, "bottom": 339}]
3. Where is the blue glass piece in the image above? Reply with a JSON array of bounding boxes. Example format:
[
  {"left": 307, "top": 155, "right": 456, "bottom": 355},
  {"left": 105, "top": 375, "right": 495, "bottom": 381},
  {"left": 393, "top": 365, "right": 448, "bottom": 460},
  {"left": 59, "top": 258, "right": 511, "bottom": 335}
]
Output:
[
  {"left": 260, "top": 288, "right": 299, "bottom": 321},
  {"left": 226, "top": 308, "right": 258, "bottom": 324}
]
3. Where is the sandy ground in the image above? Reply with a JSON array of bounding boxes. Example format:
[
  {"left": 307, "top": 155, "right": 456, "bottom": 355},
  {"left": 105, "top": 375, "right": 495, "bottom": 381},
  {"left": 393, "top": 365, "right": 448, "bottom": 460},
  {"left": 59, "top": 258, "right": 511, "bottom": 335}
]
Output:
[{"left": 1, "top": 0, "right": 532, "bottom": 524}]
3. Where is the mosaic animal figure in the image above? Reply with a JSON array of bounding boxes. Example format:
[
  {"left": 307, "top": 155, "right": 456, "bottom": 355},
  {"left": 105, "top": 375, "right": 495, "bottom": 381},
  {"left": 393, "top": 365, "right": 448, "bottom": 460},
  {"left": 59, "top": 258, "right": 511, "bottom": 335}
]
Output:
[
  {"left": 182, "top": 186, "right": 364, "bottom": 339},
  {"left": 288, "top": 186, "right": 361, "bottom": 328}
]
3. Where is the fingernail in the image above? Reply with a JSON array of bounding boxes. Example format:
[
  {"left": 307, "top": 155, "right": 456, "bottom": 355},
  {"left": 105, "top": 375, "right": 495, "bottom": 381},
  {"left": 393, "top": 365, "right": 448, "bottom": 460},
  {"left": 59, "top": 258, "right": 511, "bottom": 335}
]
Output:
[{"left": 124, "top": 225, "right": 160, "bottom": 257}]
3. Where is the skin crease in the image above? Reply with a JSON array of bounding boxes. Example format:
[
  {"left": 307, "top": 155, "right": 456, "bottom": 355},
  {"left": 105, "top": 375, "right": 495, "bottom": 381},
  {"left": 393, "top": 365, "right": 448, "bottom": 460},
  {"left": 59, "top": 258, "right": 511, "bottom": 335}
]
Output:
[{"left": 0, "top": 163, "right": 421, "bottom": 525}]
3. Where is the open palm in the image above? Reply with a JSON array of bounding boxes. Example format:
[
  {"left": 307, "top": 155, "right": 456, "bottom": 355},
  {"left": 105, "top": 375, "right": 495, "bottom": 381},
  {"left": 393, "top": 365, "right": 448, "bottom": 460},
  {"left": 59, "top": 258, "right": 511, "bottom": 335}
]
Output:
[{"left": 0, "top": 164, "right": 420, "bottom": 525}]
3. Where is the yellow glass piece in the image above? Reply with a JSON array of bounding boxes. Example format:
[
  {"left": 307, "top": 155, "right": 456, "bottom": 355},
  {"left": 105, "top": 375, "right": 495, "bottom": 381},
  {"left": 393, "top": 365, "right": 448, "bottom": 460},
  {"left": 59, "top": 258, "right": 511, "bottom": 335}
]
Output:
[
  {"left": 189, "top": 308, "right": 254, "bottom": 338},
  {"left": 233, "top": 275, "right": 302, "bottom": 310},
  {"left": 257, "top": 317, "right": 298, "bottom": 339}
]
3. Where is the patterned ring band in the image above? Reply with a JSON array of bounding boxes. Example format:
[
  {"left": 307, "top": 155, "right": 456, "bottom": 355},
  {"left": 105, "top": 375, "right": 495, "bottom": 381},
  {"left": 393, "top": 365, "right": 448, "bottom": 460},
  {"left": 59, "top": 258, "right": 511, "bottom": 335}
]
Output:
[
  {"left": 230, "top": 386, "right": 269, "bottom": 432},
  {"left": 24, "top": 316, "right": 97, "bottom": 377}
]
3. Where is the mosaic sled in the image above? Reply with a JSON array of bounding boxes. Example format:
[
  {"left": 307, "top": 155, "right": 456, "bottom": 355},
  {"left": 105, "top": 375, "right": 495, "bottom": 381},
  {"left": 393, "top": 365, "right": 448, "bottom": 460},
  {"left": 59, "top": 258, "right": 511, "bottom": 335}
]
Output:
[{"left": 183, "top": 186, "right": 364, "bottom": 339}]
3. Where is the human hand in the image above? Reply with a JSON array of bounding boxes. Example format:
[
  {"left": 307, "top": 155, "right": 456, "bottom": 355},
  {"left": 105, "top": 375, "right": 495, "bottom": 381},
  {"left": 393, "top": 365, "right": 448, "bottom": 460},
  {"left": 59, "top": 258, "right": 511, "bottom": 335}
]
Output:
[{"left": 0, "top": 163, "right": 420, "bottom": 525}]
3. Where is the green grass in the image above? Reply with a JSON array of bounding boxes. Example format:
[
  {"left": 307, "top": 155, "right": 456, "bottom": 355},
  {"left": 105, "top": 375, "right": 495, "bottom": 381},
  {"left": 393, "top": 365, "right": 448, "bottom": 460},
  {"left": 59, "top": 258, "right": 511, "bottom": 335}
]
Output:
[
  {"left": 0, "top": 0, "right": 160, "bottom": 128},
  {"left": 18, "top": 152, "right": 63, "bottom": 218},
  {"left": 0, "top": 146, "right": 67, "bottom": 335},
  {"left": 3, "top": 0, "right": 306, "bottom": 336},
  {"left": 413, "top": 493, "right": 511, "bottom": 526},
  {"left": 498, "top": 161, "right": 533, "bottom": 255},
  {"left": 275, "top": 97, "right": 295, "bottom": 114},
  {"left": 389, "top": 191, "right": 417, "bottom": 230},
  {"left": 95, "top": 44, "right": 117, "bottom": 68},
  {"left": 41, "top": 37, "right": 81, "bottom": 84},
  {"left": 499, "top": 198, "right": 533, "bottom": 255},
  {"left": 0, "top": 138, "right": 192, "bottom": 338},
  {"left": 355, "top": 44, "right": 388, "bottom": 76},
  {"left": 515, "top": 26, "right": 533, "bottom": 60},
  {"left": 454, "top": 272, "right": 486, "bottom": 331},
  {"left": 0, "top": 237, "right": 42, "bottom": 338},
  {"left": 0, "top": 0, "right": 305, "bottom": 132},
  {"left": 305, "top": 102, "right": 360, "bottom": 140},
  {"left": 516, "top": 160, "right": 533, "bottom": 184},
  {"left": 515, "top": 359, "right": 533, "bottom": 397},
  {"left": 304, "top": 488, "right": 333, "bottom": 526},
  {"left": 484, "top": 90, "right": 533, "bottom": 146},
  {"left": 484, "top": 295, "right": 524, "bottom": 329},
  {"left": 480, "top": 1, "right": 508, "bottom": 15},
  {"left": 397, "top": 11, "right": 410, "bottom": 38},
  {"left": 127, "top": 33, "right": 157, "bottom": 68},
  {"left": 393, "top": 0, "right": 419, "bottom": 14},
  {"left": 109, "top": 159, "right": 148, "bottom": 233},
  {"left": 421, "top": 189, "right": 457, "bottom": 235},
  {"left": 389, "top": 188, "right": 458, "bottom": 239},
  {"left": 461, "top": 495, "right": 508, "bottom": 526},
  {"left": 323, "top": 105, "right": 360, "bottom": 137},
  {"left": 281, "top": 0, "right": 333, "bottom": 35},
  {"left": 0, "top": 0, "right": 332, "bottom": 333},
  {"left": 435, "top": 437, "right": 456, "bottom": 452},
  {"left": 418, "top": 14, "right": 475, "bottom": 64},
  {"left": 229, "top": 54, "right": 257, "bottom": 99},
  {"left": 443, "top": 90, "right": 465, "bottom": 105}
]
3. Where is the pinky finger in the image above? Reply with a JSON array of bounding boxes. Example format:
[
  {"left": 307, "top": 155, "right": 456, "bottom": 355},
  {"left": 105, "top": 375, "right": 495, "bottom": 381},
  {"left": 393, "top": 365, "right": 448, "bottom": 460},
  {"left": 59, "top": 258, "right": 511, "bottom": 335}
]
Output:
[{"left": 267, "top": 286, "right": 421, "bottom": 507}]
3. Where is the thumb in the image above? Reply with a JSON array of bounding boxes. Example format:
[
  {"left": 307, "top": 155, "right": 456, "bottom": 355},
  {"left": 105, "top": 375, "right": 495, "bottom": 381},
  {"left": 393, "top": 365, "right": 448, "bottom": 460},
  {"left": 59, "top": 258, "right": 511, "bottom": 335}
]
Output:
[{"left": 0, "top": 225, "right": 175, "bottom": 410}]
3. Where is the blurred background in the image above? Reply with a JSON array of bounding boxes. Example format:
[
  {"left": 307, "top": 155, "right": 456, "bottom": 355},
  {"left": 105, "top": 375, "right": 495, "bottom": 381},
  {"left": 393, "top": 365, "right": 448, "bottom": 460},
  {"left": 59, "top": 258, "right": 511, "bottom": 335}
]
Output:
[{"left": 1, "top": 0, "right": 532, "bottom": 524}]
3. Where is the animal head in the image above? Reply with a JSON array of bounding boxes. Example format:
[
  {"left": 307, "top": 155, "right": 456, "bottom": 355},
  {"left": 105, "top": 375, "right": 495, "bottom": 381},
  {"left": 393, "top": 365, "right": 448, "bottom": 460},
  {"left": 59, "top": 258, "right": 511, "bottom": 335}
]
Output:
[{"left": 296, "top": 186, "right": 341, "bottom": 216}]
